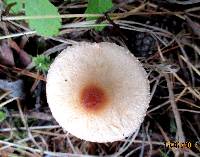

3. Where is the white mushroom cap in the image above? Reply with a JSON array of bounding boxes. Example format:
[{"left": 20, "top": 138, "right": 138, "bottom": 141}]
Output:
[{"left": 46, "top": 42, "right": 150, "bottom": 143}]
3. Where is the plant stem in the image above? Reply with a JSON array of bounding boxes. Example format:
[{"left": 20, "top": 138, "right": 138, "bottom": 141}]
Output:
[{"left": 1, "top": 14, "right": 104, "bottom": 21}]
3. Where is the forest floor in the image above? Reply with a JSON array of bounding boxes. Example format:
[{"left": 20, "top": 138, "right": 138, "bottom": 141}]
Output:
[{"left": 0, "top": 0, "right": 200, "bottom": 156}]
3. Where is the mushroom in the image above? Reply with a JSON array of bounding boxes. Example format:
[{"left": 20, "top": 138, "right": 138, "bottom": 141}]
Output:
[{"left": 46, "top": 42, "right": 150, "bottom": 143}]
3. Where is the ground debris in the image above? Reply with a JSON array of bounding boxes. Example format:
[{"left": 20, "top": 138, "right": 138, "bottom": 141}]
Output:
[
  {"left": 9, "top": 40, "right": 32, "bottom": 67},
  {"left": 0, "top": 79, "right": 25, "bottom": 99},
  {"left": 0, "top": 40, "right": 15, "bottom": 66},
  {"left": 185, "top": 15, "right": 200, "bottom": 38}
]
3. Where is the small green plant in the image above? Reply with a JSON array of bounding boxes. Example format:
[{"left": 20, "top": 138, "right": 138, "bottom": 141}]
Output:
[
  {"left": 33, "top": 55, "right": 51, "bottom": 72},
  {"left": 0, "top": 110, "right": 6, "bottom": 122},
  {"left": 5, "top": 0, "right": 113, "bottom": 36},
  {"left": 5, "top": 0, "right": 61, "bottom": 37},
  {"left": 25, "top": 0, "right": 61, "bottom": 37},
  {"left": 159, "top": 149, "right": 169, "bottom": 157},
  {"left": 85, "top": 0, "right": 113, "bottom": 31}
]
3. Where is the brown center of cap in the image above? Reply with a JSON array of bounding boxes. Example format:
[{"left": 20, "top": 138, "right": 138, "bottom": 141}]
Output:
[{"left": 79, "top": 84, "right": 109, "bottom": 112}]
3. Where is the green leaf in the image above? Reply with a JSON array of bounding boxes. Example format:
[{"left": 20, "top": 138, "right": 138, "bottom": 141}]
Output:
[
  {"left": 0, "top": 110, "right": 6, "bottom": 122},
  {"left": 25, "top": 0, "right": 61, "bottom": 37},
  {"left": 4, "top": 0, "right": 24, "bottom": 13},
  {"left": 85, "top": 0, "right": 113, "bottom": 31}
]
